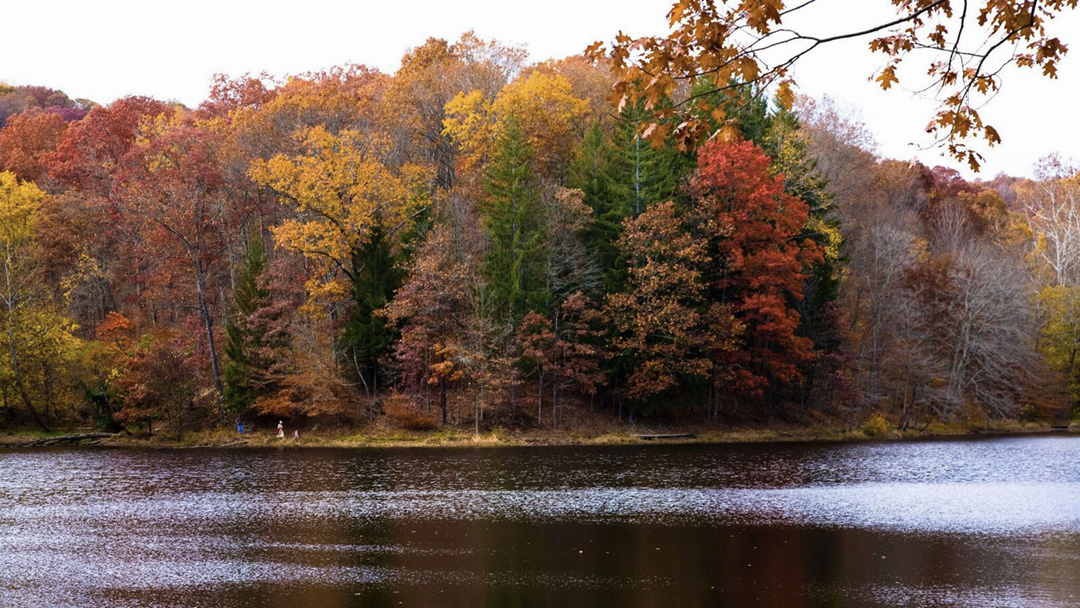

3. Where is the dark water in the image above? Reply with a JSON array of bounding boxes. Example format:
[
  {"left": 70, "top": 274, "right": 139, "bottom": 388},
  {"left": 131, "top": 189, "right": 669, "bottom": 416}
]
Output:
[{"left": 1, "top": 435, "right": 1079, "bottom": 607}]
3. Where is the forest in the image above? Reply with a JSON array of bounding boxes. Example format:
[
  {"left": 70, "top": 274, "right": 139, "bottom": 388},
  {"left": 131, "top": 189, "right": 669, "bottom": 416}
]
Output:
[{"left": 0, "top": 21, "right": 1078, "bottom": 439}]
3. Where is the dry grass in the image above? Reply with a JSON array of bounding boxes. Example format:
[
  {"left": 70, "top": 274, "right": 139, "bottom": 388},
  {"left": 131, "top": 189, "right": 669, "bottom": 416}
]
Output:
[{"left": 1, "top": 410, "right": 1074, "bottom": 450}]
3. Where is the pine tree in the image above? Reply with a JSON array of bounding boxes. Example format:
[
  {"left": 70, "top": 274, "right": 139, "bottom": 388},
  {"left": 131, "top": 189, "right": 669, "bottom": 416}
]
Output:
[
  {"left": 568, "top": 122, "right": 630, "bottom": 294},
  {"left": 338, "top": 222, "right": 405, "bottom": 397},
  {"left": 223, "top": 229, "right": 269, "bottom": 413},
  {"left": 481, "top": 116, "right": 549, "bottom": 322},
  {"left": 614, "top": 104, "right": 688, "bottom": 216},
  {"left": 569, "top": 108, "right": 693, "bottom": 296}
]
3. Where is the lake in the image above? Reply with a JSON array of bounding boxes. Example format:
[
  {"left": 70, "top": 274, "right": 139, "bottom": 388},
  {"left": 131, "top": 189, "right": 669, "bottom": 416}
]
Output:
[{"left": 1, "top": 434, "right": 1078, "bottom": 607}]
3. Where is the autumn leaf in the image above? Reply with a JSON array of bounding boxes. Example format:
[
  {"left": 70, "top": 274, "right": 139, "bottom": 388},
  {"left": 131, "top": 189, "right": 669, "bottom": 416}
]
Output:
[{"left": 876, "top": 65, "right": 899, "bottom": 90}]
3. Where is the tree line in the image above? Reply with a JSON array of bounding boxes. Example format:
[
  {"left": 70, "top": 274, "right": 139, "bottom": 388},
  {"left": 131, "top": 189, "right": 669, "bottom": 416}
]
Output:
[{"left": 0, "top": 32, "right": 1075, "bottom": 436}]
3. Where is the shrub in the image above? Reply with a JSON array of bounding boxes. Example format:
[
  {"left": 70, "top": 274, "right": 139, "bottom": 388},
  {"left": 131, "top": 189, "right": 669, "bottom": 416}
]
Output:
[
  {"left": 383, "top": 393, "right": 438, "bottom": 431},
  {"left": 863, "top": 414, "right": 891, "bottom": 437}
]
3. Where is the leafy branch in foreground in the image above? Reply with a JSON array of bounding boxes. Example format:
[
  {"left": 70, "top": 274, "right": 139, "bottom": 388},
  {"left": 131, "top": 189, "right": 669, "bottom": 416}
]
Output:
[{"left": 587, "top": 0, "right": 1077, "bottom": 170}]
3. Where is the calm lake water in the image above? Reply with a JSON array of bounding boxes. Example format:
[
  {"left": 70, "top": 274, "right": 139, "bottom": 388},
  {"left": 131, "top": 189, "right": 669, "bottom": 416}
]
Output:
[{"left": 1, "top": 435, "right": 1078, "bottom": 607}]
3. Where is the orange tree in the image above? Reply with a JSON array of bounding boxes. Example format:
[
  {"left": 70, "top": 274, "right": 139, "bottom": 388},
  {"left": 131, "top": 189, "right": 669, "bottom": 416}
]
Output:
[{"left": 690, "top": 138, "right": 823, "bottom": 406}]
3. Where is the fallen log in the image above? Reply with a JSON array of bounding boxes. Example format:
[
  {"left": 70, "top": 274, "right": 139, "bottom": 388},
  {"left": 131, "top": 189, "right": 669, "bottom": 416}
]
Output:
[
  {"left": 22, "top": 433, "right": 117, "bottom": 447},
  {"left": 638, "top": 433, "right": 697, "bottom": 440},
  {"left": 183, "top": 439, "right": 249, "bottom": 449}
]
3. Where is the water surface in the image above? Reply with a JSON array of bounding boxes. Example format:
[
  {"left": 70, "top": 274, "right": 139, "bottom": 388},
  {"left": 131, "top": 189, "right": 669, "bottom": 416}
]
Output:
[{"left": 1, "top": 435, "right": 1078, "bottom": 607}]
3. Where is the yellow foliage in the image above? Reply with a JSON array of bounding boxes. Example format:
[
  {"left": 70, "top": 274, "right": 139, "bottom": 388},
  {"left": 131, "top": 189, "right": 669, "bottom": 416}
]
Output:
[
  {"left": 229, "top": 65, "right": 388, "bottom": 158},
  {"left": 249, "top": 127, "right": 431, "bottom": 306},
  {"left": 808, "top": 216, "right": 844, "bottom": 266},
  {"left": 443, "top": 72, "right": 589, "bottom": 177},
  {"left": 0, "top": 171, "right": 42, "bottom": 243},
  {"left": 863, "top": 414, "right": 891, "bottom": 437},
  {"left": 0, "top": 172, "right": 80, "bottom": 408},
  {"left": 442, "top": 91, "right": 496, "bottom": 176},
  {"left": 1038, "top": 284, "right": 1080, "bottom": 399}
]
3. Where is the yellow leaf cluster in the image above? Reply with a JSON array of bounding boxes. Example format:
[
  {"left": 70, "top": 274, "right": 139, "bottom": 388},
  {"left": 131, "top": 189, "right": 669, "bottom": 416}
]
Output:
[
  {"left": 443, "top": 72, "right": 589, "bottom": 176},
  {"left": 249, "top": 127, "right": 431, "bottom": 293},
  {"left": 0, "top": 171, "right": 43, "bottom": 245}
]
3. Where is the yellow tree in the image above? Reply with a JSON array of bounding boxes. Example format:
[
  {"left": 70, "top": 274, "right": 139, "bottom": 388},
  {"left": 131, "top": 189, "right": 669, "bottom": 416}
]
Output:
[
  {"left": 229, "top": 65, "right": 389, "bottom": 162},
  {"left": 250, "top": 126, "right": 431, "bottom": 396},
  {"left": 523, "top": 55, "right": 616, "bottom": 127},
  {"left": 386, "top": 34, "right": 527, "bottom": 190},
  {"left": 444, "top": 71, "right": 589, "bottom": 179},
  {"left": 0, "top": 172, "right": 77, "bottom": 431}
]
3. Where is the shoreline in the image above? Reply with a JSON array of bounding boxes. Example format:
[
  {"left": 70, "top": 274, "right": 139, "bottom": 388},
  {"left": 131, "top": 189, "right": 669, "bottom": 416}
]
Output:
[{"left": 2, "top": 420, "right": 1075, "bottom": 450}]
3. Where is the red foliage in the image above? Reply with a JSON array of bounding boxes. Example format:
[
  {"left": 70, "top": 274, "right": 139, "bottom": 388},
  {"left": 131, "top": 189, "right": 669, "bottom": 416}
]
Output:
[
  {"left": 691, "top": 139, "right": 823, "bottom": 401},
  {"left": 197, "top": 73, "right": 277, "bottom": 119},
  {"left": 0, "top": 109, "right": 67, "bottom": 182},
  {"left": 46, "top": 96, "right": 172, "bottom": 196}
]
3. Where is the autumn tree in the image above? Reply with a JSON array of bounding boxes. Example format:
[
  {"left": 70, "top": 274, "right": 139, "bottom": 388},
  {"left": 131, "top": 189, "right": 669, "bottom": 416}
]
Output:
[
  {"left": 444, "top": 70, "right": 589, "bottom": 179},
  {"left": 43, "top": 97, "right": 175, "bottom": 332},
  {"left": 1018, "top": 157, "right": 1080, "bottom": 405},
  {"left": 0, "top": 85, "right": 84, "bottom": 128},
  {"left": 518, "top": 291, "right": 607, "bottom": 426},
  {"left": 196, "top": 73, "right": 277, "bottom": 120},
  {"left": 250, "top": 126, "right": 430, "bottom": 398},
  {"left": 229, "top": 65, "right": 388, "bottom": 164},
  {"left": 1022, "top": 157, "right": 1080, "bottom": 286},
  {"left": 388, "top": 34, "right": 527, "bottom": 190},
  {"left": 47, "top": 97, "right": 173, "bottom": 198},
  {"left": 115, "top": 121, "right": 246, "bottom": 423},
  {"left": 0, "top": 109, "right": 68, "bottom": 183},
  {"left": 386, "top": 192, "right": 488, "bottom": 426},
  {"left": 689, "top": 139, "right": 822, "bottom": 405},
  {"left": 606, "top": 201, "right": 741, "bottom": 413},
  {"left": 0, "top": 172, "right": 78, "bottom": 431},
  {"left": 116, "top": 330, "right": 208, "bottom": 437},
  {"left": 757, "top": 102, "right": 847, "bottom": 406},
  {"left": 522, "top": 55, "right": 616, "bottom": 125}
]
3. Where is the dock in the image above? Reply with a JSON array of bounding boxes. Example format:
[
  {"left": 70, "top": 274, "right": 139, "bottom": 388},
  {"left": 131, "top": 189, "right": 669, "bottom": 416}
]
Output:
[{"left": 637, "top": 433, "right": 697, "bottom": 440}]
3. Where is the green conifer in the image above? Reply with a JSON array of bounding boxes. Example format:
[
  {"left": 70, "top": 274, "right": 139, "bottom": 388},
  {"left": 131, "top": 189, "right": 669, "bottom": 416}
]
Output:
[
  {"left": 223, "top": 229, "right": 269, "bottom": 413},
  {"left": 481, "top": 115, "right": 549, "bottom": 322}
]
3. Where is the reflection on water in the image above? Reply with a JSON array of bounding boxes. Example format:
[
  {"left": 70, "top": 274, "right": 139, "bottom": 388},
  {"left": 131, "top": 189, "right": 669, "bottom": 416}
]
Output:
[{"left": 0, "top": 435, "right": 1078, "bottom": 607}]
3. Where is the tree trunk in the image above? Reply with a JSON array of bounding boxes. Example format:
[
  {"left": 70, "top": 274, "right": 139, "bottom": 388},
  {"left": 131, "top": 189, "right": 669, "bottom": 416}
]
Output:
[
  {"left": 440, "top": 376, "right": 448, "bottom": 426},
  {"left": 537, "top": 370, "right": 544, "bottom": 425},
  {"left": 195, "top": 267, "right": 226, "bottom": 425},
  {"left": 5, "top": 289, "right": 49, "bottom": 432},
  {"left": 551, "top": 373, "right": 558, "bottom": 429}
]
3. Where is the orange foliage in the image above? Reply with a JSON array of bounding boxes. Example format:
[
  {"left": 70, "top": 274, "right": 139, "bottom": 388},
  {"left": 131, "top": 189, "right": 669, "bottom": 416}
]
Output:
[
  {"left": 0, "top": 109, "right": 67, "bottom": 182},
  {"left": 691, "top": 139, "right": 823, "bottom": 400}
]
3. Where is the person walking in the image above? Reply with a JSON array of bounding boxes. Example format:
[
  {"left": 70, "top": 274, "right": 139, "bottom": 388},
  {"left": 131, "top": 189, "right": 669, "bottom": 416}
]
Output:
[
  {"left": 276, "top": 421, "right": 284, "bottom": 439},
  {"left": 236, "top": 417, "right": 244, "bottom": 434}
]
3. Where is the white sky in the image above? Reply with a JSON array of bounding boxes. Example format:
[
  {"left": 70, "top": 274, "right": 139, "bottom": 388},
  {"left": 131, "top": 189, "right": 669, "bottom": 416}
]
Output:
[{"left": 1, "top": 0, "right": 1078, "bottom": 179}]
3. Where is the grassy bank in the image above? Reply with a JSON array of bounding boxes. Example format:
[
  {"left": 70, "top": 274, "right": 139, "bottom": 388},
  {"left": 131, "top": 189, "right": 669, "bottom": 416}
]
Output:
[{"left": 2, "top": 417, "right": 1074, "bottom": 449}]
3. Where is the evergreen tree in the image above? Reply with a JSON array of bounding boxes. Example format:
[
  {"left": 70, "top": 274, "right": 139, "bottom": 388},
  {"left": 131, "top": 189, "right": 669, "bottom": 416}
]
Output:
[
  {"left": 223, "top": 229, "right": 269, "bottom": 413},
  {"left": 615, "top": 103, "right": 688, "bottom": 216},
  {"left": 338, "top": 222, "right": 405, "bottom": 397},
  {"left": 568, "top": 121, "right": 630, "bottom": 294},
  {"left": 481, "top": 116, "right": 549, "bottom": 322},
  {"left": 569, "top": 107, "right": 693, "bottom": 296}
]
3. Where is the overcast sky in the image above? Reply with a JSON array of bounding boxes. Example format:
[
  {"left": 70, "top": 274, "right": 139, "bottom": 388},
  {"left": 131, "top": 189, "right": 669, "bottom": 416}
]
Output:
[{"left": 2, "top": 0, "right": 1078, "bottom": 179}]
